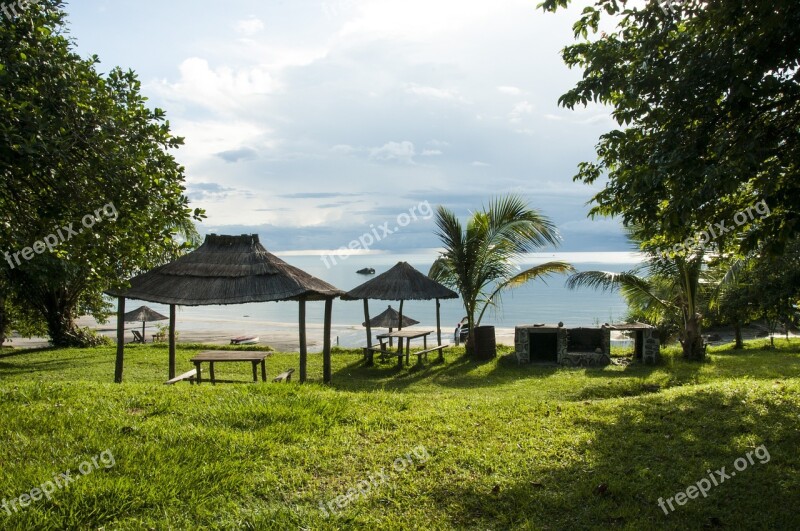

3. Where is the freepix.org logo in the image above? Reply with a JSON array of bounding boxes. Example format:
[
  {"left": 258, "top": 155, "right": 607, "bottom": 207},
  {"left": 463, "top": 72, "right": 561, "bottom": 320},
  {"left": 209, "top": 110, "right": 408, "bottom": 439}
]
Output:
[{"left": 0, "top": 0, "right": 42, "bottom": 21}]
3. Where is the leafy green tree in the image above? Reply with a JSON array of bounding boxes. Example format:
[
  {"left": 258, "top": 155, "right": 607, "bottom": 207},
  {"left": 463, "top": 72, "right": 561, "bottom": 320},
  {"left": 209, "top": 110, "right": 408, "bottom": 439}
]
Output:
[
  {"left": 567, "top": 252, "right": 710, "bottom": 360},
  {"left": 541, "top": 0, "right": 800, "bottom": 256},
  {"left": 1, "top": 1, "right": 204, "bottom": 345},
  {"left": 429, "top": 195, "right": 573, "bottom": 355}
]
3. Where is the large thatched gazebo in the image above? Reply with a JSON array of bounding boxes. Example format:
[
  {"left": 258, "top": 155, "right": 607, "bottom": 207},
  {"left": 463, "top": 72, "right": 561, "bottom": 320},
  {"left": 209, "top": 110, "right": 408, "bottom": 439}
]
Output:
[
  {"left": 108, "top": 234, "right": 344, "bottom": 384},
  {"left": 344, "top": 261, "right": 458, "bottom": 355}
]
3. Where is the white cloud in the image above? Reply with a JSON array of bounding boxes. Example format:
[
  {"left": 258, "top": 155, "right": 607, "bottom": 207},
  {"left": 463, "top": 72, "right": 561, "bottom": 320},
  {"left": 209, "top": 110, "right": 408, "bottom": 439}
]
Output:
[
  {"left": 235, "top": 16, "right": 265, "bottom": 36},
  {"left": 421, "top": 149, "right": 443, "bottom": 156},
  {"left": 370, "top": 141, "right": 416, "bottom": 163},
  {"left": 152, "top": 58, "right": 279, "bottom": 112},
  {"left": 497, "top": 85, "right": 522, "bottom": 95},
  {"left": 331, "top": 144, "right": 357, "bottom": 155},
  {"left": 509, "top": 100, "right": 535, "bottom": 123},
  {"left": 471, "top": 161, "right": 490, "bottom": 167},
  {"left": 405, "top": 83, "right": 464, "bottom": 102},
  {"left": 427, "top": 139, "right": 451, "bottom": 148}
]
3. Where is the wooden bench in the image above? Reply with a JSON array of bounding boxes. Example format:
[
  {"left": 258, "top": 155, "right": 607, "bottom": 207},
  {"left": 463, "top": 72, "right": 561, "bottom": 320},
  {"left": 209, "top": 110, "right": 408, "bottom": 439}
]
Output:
[
  {"left": 164, "top": 369, "right": 197, "bottom": 385},
  {"left": 413, "top": 344, "right": 450, "bottom": 364},
  {"left": 362, "top": 345, "right": 388, "bottom": 365},
  {"left": 272, "top": 368, "right": 295, "bottom": 383}
]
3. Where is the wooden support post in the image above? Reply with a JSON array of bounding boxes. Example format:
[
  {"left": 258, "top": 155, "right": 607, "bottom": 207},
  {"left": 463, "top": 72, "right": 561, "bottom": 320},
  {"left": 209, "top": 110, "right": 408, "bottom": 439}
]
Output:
[
  {"left": 299, "top": 298, "right": 307, "bottom": 383},
  {"left": 169, "top": 304, "right": 176, "bottom": 380},
  {"left": 436, "top": 298, "right": 442, "bottom": 344},
  {"left": 397, "top": 299, "right": 404, "bottom": 354},
  {"left": 323, "top": 297, "right": 333, "bottom": 384},
  {"left": 114, "top": 297, "right": 126, "bottom": 383},
  {"left": 436, "top": 298, "right": 444, "bottom": 362},
  {"left": 363, "top": 298, "right": 372, "bottom": 348}
]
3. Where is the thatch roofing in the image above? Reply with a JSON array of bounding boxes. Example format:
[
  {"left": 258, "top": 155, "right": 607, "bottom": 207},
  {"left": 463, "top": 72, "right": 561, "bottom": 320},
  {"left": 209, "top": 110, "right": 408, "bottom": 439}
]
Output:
[
  {"left": 344, "top": 261, "right": 458, "bottom": 301},
  {"left": 363, "top": 305, "right": 419, "bottom": 328},
  {"left": 123, "top": 306, "right": 168, "bottom": 323},
  {"left": 609, "top": 322, "right": 655, "bottom": 331},
  {"left": 108, "top": 234, "right": 344, "bottom": 305}
]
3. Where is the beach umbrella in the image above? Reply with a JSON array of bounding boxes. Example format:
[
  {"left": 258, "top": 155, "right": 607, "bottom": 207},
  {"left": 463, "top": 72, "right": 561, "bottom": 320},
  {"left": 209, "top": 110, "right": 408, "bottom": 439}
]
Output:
[
  {"left": 363, "top": 305, "right": 419, "bottom": 328},
  {"left": 364, "top": 305, "right": 420, "bottom": 347},
  {"left": 345, "top": 262, "right": 458, "bottom": 357},
  {"left": 123, "top": 305, "right": 168, "bottom": 341}
]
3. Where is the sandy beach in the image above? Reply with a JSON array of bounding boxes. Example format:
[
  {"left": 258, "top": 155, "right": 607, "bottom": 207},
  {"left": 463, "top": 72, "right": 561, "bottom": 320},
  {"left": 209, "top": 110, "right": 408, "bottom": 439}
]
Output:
[
  {"left": 3, "top": 315, "right": 519, "bottom": 352},
  {"left": 6, "top": 316, "right": 791, "bottom": 353}
]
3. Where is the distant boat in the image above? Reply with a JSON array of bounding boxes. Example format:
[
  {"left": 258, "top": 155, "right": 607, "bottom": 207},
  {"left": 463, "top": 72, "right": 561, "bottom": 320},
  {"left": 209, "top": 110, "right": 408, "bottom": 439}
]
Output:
[
  {"left": 230, "top": 335, "right": 259, "bottom": 345},
  {"left": 357, "top": 268, "right": 376, "bottom": 275}
]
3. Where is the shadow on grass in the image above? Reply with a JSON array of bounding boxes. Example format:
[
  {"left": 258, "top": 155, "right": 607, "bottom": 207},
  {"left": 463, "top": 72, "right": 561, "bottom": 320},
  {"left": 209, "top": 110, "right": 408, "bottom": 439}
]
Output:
[{"left": 424, "top": 385, "right": 800, "bottom": 529}]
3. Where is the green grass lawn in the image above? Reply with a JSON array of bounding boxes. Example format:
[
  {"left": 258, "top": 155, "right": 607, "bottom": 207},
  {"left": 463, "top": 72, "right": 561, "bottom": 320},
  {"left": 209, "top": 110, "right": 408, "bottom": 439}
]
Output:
[{"left": 1, "top": 340, "right": 799, "bottom": 530}]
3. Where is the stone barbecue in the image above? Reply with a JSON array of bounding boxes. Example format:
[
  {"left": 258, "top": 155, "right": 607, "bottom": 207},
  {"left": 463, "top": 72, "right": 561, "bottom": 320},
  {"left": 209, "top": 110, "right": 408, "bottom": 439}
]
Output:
[{"left": 514, "top": 322, "right": 659, "bottom": 366}]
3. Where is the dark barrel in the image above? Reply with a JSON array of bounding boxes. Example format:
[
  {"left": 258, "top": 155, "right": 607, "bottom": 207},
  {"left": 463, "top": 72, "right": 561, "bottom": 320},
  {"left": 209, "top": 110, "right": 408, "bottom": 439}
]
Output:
[{"left": 474, "top": 326, "right": 497, "bottom": 360}]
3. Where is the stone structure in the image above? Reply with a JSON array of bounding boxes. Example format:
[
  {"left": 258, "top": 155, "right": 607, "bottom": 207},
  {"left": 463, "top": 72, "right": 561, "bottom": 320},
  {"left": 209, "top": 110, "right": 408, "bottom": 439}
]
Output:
[{"left": 515, "top": 324, "right": 611, "bottom": 367}]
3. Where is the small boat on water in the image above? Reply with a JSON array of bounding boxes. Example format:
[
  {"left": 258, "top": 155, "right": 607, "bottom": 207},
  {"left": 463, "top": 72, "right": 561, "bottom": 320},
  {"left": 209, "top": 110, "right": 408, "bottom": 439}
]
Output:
[
  {"left": 357, "top": 267, "right": 376, "bottom": 274},
  {"left": 230, "top": 335, "right": 260, "bottom": 345}
]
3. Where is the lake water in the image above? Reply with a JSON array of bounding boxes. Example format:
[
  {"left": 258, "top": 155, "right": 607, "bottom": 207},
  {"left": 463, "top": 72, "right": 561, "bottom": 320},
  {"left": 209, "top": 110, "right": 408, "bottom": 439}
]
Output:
[{"left": 123, "top": 251, "right": 643, "bottom": 347}]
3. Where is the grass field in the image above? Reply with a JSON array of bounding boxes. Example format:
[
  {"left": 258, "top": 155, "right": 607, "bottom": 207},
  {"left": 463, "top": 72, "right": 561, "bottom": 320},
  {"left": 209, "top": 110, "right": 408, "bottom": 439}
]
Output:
[{"left": 1, "top": 339, "right": 799, "bottom": 530}]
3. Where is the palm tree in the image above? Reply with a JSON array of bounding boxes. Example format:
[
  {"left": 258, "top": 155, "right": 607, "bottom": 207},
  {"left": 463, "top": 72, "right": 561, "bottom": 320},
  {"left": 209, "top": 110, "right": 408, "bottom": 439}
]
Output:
[
  {"left": 566, "top": 253, "right": 710, "bottom": 360},
  {"left": 429, "top": 195, "right": 574, "bottom": 356}
]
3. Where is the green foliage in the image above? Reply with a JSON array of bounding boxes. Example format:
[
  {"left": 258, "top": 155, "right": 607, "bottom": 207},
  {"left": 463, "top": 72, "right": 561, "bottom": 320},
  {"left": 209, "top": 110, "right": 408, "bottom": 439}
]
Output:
[
  {"left": 429, "top": 195, "right": 573, "bottom": 352},
  {"left": 541, "top": 0, "right": 800, "bottom": 256},
  {"left": 0, "top": 342, "right": 798, "bottom": 528},
  {"left": 714, "top": 239, "right": 800, "bottom": 346},
  {"left": 567, "top": 244, "right": 715, "bottom": 360},
  {"left": 0, "top": 1, "right": 205, "bottom": 346}
]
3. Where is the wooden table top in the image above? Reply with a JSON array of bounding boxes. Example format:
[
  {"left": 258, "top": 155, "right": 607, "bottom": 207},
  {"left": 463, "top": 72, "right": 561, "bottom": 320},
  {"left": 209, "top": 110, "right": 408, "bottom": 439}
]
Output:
[
  {"left": 190, "top": 351, "right": 270, "bottom": 362},
  {"left": 383, "top": 329, "right": 434, "bottom": 339}
]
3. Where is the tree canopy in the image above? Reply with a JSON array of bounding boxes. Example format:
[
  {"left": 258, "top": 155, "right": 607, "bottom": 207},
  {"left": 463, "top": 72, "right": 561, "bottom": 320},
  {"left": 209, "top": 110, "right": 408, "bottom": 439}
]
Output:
[
  {"left": 542, "top": 0, "right": 800, "bottom": 256},
  {"left": 1, "top": 1, "right": 204, "bottom": 345}
]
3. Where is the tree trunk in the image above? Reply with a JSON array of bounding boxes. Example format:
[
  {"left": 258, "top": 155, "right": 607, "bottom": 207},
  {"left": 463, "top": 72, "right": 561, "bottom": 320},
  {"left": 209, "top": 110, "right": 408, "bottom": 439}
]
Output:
[
  {"left": 734, "top": 321, "right": 743, "bottom": 350},
  {"left": 682, "top": 313, "right": 705, "bottom": 361},
  {"left": 44, "top": 297, "right": 77, "bottom": 347},
  {"left": 465, "top": 314, "right": 475, "bottom": 357},
  {"left": 0, "top": 294, "right": 7, "bottom": 347}
]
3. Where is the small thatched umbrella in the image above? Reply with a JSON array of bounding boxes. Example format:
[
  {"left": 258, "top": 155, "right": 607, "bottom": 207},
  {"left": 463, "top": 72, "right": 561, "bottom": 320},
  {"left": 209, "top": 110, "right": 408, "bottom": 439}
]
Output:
[
  {"left": 108, "top": 234, "right": 344, "bottom": 384},
  {"left": 345, "top": 262, "right": 458, "bottom": 356},
  {"left": 123, "top": 305, "right": 168, "bottom": 342},
  {"left": 363, "top": 305, "right": 419, "bottom": 347}
]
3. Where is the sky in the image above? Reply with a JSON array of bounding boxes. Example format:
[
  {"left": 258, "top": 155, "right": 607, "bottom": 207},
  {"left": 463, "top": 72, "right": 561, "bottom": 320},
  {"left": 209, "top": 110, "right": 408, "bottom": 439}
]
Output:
[{"left": 63, "top": 0, "right": 628, "bottom": 253}]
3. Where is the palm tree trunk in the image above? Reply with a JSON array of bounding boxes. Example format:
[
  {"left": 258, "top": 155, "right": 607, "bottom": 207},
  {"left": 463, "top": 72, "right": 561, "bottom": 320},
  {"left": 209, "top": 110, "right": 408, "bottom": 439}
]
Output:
[
  {"left": 734, "top": 321, "right": 743, "bottom": 349},
  {"left": 682, "top": 312, "right": 704, "bottom": 360},
  {"left": 465, "top": 314, "right": 475, "bottom": 357}
]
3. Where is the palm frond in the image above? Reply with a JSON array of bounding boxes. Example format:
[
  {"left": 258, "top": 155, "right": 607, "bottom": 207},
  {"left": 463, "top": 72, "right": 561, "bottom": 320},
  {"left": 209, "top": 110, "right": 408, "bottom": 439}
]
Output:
[
  {"left": 567, "top": 270, "right": 675, "bottom": 310},
  {"left": 476, "top": 261, "right": 575, "bottom": 324}
]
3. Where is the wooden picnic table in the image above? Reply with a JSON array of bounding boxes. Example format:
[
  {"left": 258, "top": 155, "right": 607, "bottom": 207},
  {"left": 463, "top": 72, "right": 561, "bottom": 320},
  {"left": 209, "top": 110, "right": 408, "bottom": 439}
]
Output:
[
  {"left": 189, "top": 350, "right": 270, "bottom": 385},
  {"left": 373, "top": 329, "right": 437, "bottom": 367}
]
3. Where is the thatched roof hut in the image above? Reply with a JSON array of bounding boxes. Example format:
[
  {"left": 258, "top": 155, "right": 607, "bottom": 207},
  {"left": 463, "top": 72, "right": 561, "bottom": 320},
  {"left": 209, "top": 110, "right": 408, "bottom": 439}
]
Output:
[
  {"left": 109, "top": 234, "right": 344, "bottom": 384},
  {"left": 345, "top": 262, "right": 458, "bottom": 359},
  {"left": 109, "top": 234, "right": 341, "bottom": 305},
  {"left": 344, "top": 261, "right": 458, "bottom": 301}
]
